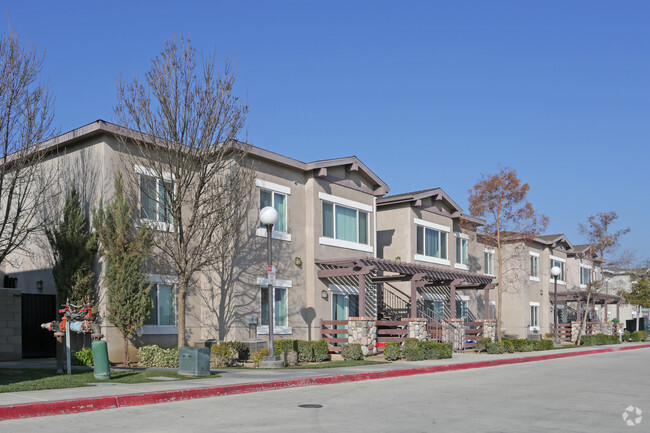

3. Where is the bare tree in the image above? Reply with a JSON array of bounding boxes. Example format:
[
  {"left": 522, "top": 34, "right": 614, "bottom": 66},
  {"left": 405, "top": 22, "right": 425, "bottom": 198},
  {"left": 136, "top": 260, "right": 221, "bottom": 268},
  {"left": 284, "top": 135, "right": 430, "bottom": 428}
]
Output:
[
  {"left": 114, "top": 35, "right": 255, "bottom": 347},
  {"left": 468, "top": 167, "right": 548, "bottom": 341},
  {"left": 576, "top": 211, "right": 630, "bottom": 344},
  {"left": 0, "top": 28, "right": 56, "bottom": 267}
]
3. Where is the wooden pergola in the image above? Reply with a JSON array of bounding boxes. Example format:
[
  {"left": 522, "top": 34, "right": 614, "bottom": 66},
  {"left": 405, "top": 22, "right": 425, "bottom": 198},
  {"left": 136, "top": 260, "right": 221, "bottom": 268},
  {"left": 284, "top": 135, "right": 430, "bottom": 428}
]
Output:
[
  {"left": 316, "top": 257, "right": 496, "bottom": 320},
  {"left": 555, "top": 290, "right": 624, "bottom": 322}
]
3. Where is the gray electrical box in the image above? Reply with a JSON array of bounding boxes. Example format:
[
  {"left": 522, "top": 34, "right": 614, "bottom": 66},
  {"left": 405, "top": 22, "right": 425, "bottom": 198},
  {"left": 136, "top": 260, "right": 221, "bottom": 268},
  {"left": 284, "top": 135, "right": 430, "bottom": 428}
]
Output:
[{"left": 178, "top": 347, "right": 210, "bottom": 376}]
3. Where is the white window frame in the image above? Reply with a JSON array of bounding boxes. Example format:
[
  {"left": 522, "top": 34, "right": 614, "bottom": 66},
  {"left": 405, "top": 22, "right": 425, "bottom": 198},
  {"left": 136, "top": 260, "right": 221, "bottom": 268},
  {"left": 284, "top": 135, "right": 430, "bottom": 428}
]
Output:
[
  {"left": 256, "top": 179, "right": 292, "bottom": 242},
  {"left": 256, "top": 278, "right": 292, "bottom": 335},
  {"left": 140, "top": 274, "right": 178, "bottom": 335},
  {"left": 529, "top": 252, "right": 540, "bottom": 281},
  {"left": 319, "top": 192, "right": 373, "bottom": 253},
  {"left": 530, "top": 302, "right": 540, "bottom": 331},
  {"left": 549, "top": 255, "right": 567, "bottom": 285},
  {"left": 483, "top": 249, "right": 495, "bottom": 276},
  {"left": 454, "top": 232, "right": 469, "bottom": 270},
  {"left": 414, "top": 218, "right": 450, "bottom": 266},
  {"left": 135, "top": 165, "right": 175, "bottom": 232}
]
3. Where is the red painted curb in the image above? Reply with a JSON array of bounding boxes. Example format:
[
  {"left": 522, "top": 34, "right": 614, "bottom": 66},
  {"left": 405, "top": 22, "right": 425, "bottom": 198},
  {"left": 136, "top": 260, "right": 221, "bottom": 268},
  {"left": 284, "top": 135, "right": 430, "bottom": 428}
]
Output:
[{"left": 2, "top": 343, "right": 649, "bottom": 421}]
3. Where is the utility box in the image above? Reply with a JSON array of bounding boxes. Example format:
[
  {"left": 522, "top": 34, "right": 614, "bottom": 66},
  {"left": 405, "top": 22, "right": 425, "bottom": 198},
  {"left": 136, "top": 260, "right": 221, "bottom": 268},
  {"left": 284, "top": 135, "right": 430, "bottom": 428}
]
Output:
[{"left": 178, "top": 347, "right": 210, "bottom": 376}]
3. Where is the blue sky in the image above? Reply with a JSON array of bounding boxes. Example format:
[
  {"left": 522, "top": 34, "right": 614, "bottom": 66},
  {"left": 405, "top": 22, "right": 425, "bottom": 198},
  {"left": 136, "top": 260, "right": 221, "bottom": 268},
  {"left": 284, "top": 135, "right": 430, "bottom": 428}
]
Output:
[{"left": 3, "top": 1, "right": 647, "bottom": 261}]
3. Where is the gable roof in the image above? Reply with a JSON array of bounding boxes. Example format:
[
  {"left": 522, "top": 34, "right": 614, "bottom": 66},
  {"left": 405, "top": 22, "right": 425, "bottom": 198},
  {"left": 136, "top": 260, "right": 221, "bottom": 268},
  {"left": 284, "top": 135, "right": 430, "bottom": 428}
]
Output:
[
  {"left": 377, "top": 187, "right": 485, "bottom": 225},
  {"left": 37, "top": 119, "right": 390, "bottom": 196}
]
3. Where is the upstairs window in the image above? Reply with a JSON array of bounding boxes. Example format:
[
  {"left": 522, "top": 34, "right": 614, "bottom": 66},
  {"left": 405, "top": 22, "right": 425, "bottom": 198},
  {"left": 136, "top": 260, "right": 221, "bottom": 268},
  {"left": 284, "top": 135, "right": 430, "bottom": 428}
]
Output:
[
  {"left": 136, "top": 165, "right": 174, "bottom": 229},
  {"left": 550, "top": 257, "right": 566, "bottom": 283},
  {"left": 530, "top": 254, "right": 539, "bottom": 280},
  {"left": 484, "top": 250, "right": 495, "bottom": 276},
  {"left": 260, "top": 189, "right": 287, "bottom": 233},
  {"left": 580, "top": 266, "right": 591, "bottom": 286},
  {"left": 322, "top": 202, "right": 369, "bottom": 244},
  {"left": 415, "top": 219, "right": 450, "bottom": 266},
  {"left": 456, "top": 236, "right": 468, "bottom": 266}
]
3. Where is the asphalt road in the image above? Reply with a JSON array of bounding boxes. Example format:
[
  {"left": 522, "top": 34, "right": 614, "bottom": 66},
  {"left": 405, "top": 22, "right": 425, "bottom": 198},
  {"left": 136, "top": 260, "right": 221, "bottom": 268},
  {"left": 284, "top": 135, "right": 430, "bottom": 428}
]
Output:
[{"left": 2, "top": 350, "right": 648, "bottom": 433}]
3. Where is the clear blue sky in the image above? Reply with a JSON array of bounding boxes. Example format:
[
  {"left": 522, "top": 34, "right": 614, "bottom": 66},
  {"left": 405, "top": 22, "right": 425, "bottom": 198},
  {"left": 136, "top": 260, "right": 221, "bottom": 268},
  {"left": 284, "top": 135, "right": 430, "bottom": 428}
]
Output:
[{"left": 3, "top": 1, "right": 647, "bottom": 262}]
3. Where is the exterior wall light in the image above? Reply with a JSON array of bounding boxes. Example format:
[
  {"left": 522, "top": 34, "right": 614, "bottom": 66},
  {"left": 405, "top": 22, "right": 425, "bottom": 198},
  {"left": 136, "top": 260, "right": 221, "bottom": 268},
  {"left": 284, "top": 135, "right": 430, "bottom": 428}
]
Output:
[
  {"left": 321, "top": 290, "right": 328, "bottom": 300},
  {"left": 295, "top": 257, "right": 302, "bottom": 267}
]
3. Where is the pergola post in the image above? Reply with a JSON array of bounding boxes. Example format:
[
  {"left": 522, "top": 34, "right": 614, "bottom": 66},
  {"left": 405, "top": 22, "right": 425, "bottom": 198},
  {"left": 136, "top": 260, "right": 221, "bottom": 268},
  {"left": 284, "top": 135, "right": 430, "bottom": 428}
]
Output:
[
  {"left": 358, "top": 274, "right": 366, "bottom": 317},
  {"left": 617, "top": 302, "right": 620, "bottom": 320},
  {"left": 448, "top": 279, "right": 464, "bottom": 320},
  {"left": 576, "top": 299, "right": 581, "bottom": 322},
  {"left": 409, "top": 274, "right": 425, "bottom": 319},
  {"left": 602, "top": 299, "right": 609, "bottom": 323}
]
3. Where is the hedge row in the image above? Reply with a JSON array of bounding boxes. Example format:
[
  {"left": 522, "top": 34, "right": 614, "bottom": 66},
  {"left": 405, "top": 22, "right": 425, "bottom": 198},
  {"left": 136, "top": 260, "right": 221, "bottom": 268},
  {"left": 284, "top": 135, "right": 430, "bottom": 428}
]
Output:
[
  {"left": 476, "top": 337, "right": 554, "bottom": 354},
  {"left": 273, "top": 339, "right": 331, "bottom": 363},
  {"left": 580, "top": 333, "right": 621, "bottom": 346},
  {"left": 383, "top": 339, "right": 452, "bottom": 361},
  {"left": 211, "top": 341, "right": 249, "bottom": 367}
]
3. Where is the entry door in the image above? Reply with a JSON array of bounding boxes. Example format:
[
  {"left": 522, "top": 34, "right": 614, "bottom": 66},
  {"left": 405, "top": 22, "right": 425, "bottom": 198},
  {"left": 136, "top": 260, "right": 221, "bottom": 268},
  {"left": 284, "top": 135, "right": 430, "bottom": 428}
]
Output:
[
  {"left": 333, "top": 293, "right": 359, "bottom": 320},
  {"left": 21, "top": 294, "right": 57, "bottom": 358}
]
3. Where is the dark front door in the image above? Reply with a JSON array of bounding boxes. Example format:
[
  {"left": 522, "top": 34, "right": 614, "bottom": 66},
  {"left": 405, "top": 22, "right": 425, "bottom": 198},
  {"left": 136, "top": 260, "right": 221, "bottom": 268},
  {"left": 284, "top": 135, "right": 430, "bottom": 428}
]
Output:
[{"left": 21, "top": 294, "right": 57, "bottom": 358}]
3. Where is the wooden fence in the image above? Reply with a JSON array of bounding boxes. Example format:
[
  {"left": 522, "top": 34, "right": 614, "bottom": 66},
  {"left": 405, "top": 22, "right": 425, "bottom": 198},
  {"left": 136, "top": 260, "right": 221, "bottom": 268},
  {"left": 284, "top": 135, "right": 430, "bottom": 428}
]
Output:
[
  {"left": 464, "top": 322, "right": 484, "bottom": 350},
  {"left": 320, "top": 320, "right": 348, "bottom": 353}
]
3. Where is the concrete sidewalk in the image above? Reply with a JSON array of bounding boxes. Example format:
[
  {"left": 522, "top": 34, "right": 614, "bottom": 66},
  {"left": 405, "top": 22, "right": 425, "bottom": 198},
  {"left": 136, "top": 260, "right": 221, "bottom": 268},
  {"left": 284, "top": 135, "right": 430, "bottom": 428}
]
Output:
[{"left": 1, "top": 342, "right": 649, "bottom": 421}]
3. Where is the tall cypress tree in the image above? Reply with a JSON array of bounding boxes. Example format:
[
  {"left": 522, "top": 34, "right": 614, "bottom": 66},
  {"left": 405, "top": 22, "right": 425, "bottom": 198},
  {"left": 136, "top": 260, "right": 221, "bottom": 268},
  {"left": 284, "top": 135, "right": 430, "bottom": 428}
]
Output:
[
  {"left": 93, "top": 173, "right": 153, "bottom": 366},
  {"left": 47, "top": 186, "right": 97, "bottom": 306}
]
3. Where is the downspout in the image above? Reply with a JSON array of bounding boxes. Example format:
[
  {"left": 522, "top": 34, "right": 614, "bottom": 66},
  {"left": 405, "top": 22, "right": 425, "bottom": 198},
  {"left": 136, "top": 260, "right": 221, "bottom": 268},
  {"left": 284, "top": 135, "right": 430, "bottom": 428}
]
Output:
[{"left": 373, "top": 196, "right": 377, "bottom": 259}]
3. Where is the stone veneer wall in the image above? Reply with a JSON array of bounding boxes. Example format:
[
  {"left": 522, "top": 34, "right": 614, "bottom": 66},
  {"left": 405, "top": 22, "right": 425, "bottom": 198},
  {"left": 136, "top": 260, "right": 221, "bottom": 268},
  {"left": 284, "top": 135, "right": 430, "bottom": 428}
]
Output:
[
  {"left": 0, "top": 288, "right": 22, "bottom": 361},
  {"left": 481, "top": 320, "right": 496, "bottom": 341}
]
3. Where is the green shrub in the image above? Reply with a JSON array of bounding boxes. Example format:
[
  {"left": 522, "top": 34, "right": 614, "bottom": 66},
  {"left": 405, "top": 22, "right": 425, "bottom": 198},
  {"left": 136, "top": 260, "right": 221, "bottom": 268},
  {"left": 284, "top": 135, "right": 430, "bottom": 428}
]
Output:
[
  {"left": 251, "top": 348, "right": 269, "bottom": 368},
  {"left": 623, "top": 330, "right": 631, "bottom": 341},
  {"left": 402, "top": 338, "right": 424, "bottom": 361},
  {"left": 594, "top": 333, "right": 609, "bottom": 346},
  {"left": 274, "top": 339, "right": 298, "bottom": 356},
  {"left": 503, "top": 339, "right": 515, "bottom": 353},
  {"left": 511, "top": 339, "right": 533, "bottom": 352},
  {"left": 538, "top": 339, "right": 554, "bottom": 350},
  {"left": 384, "top": 342, "right": 401, "bottom": 361},
  {"left": 211, "top": 342, "right": 244, "bottom": 367},
  {"left": 72, "top": 347, "right": 94, "bottom": 366},
  {"left": 341, "top": 344, "right": 364, "bottom": 361},
  {"left": 475, "top": 337, "right": 492, "bottom": 353},
  {"left": 486, "top": 342, "right": 504, "bottom": 354},
  {"left": 137, "top": 345, "right": 179, "bottom": 368},
  {"left": 580, "top": 335, "right": 596, "bottom": 346},
  {"left": 422, "top": 342, "right": 452, "bottom": 359},
  {"left": 297, "top": 340, "right": 314, "bottom": 363},
  {"left": 631, "top": 331, "right": 647, "bottom": 342},
  {"left": 311, "top": 340, "right": 330, "bottom": 362}
]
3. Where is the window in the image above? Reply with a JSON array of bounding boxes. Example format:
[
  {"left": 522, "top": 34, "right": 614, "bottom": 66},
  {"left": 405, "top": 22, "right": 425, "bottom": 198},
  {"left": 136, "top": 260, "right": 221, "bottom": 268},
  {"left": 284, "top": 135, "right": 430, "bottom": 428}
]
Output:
[
  {"left": 260, "top": 189, "right": 287, "bottom": 233},
  {"left": 322, "top": 201, "right": 369, "bottom": 244},
  {"left": 414, "top": 219, "right": 450, "bottom": 265},
  {"left": 332, "top": 293, "right": 359, "bottom": 320},
  {"left": 484, "top": 250, "right": 495, "bottom": 276},
  {"left": 456, "top": 299, "right": 468, "bottom": 320},
  {"left": 455, "top": 233, "right": 469, "bottom": 269},
  {"left": 256, "top": 180, "right": 291, "bottom": 241},
  {"left": 580, "top": 266, "right": 591, "bottom": 286},
  {"left": 530, "top": 254, "right": 539, "bottom": 280},
  {"left": 550, "top": 256, "right": 566, "bottom": 283},
  {"left": 423, "top": 300, "right": 445, "bottom": 320},
  {"left": 145, "top": 282, "right": 176, "bottom": 326},
  {"left": 261, "top": 287, "right": 288, "bottom": 327},
  {"left": 530, "top": 303, "right": 539, "bottom": 330},
  {"left": 136, "top": 165, "right": 174, "bottom": 229}
]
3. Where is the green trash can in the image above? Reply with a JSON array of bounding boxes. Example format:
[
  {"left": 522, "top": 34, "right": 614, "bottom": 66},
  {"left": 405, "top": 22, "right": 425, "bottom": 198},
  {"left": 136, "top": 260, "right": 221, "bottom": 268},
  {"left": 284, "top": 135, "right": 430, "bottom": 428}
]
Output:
[{"left": 91, "top": 340, "right": 111, "bottom": 380}]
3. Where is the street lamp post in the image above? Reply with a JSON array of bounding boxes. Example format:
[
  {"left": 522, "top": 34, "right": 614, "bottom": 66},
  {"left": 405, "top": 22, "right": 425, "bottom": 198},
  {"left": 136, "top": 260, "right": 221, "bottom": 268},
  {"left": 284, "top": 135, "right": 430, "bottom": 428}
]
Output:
[
  {"left": 259, "top": 206, "right": 279, "bottom": 360},
  {"left": 551, "top": 266, "right": 561, "bottom": 345}
]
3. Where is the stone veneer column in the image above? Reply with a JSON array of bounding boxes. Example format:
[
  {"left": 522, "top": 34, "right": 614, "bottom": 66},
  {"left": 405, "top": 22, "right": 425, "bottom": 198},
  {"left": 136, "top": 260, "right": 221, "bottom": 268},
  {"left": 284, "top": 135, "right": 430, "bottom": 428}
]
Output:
[
  {"left": 480, "top": 320, "right": 496, "bottom": 342},
  {"left": 571, "top": 321, "right": 581, "bottom": 342},
  {"left": 443, "top": 319, "right": 465, "bottom": 352},
  {"left": 347, "top": 317, "right": 377, "bottom": 356},
  {"left": 403, "top": 318, "right": 428, "bottom": 341}
]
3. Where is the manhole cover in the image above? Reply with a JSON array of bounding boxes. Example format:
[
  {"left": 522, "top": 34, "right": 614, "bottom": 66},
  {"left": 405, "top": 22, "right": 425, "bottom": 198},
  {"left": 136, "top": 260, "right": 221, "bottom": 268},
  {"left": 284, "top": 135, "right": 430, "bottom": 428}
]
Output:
[{"left": 298, "top": 404, "right": 323, "bottom": 409}]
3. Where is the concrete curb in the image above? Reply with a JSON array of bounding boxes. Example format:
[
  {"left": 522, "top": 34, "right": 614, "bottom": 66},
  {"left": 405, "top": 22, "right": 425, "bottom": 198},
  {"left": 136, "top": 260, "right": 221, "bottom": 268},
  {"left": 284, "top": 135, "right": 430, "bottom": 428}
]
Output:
[{"left": 2, "top": 343, "right": 648, "bottom": 421}]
